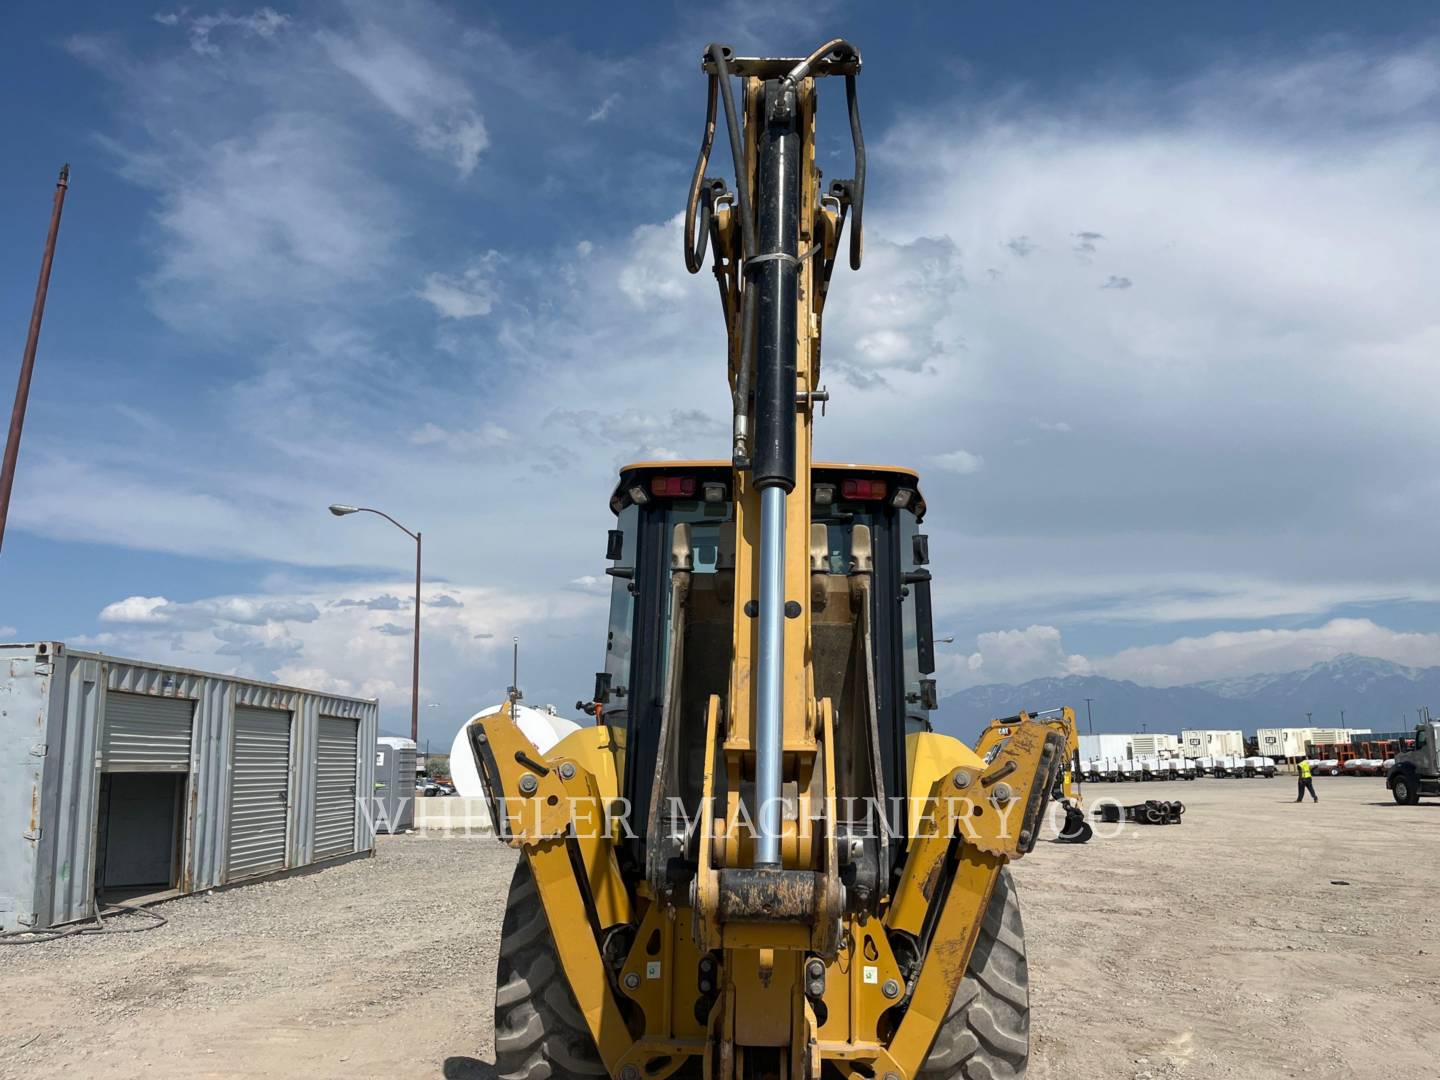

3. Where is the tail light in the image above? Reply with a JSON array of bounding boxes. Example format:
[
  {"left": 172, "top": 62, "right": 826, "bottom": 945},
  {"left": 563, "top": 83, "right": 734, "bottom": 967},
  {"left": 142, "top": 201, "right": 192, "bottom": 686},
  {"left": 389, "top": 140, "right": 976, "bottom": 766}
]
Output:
[
  {"left": 650, "top": 475, "right": 697, "bottom": 498},
  {"left": 841, "top": 477, "right": 887, "bottom": 500}
]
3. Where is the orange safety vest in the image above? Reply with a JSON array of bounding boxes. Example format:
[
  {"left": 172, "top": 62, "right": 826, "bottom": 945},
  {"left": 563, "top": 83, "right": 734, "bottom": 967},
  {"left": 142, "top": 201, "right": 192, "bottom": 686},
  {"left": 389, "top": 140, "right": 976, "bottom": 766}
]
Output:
[{"left": 1298, "top": 760, "right": 1313, "bottom": 779}]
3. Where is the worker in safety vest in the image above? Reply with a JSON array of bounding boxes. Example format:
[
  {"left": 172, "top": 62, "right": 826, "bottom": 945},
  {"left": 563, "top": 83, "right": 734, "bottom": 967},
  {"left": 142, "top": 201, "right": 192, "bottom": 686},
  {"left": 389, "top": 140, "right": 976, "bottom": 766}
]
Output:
[{"left": 1295, "top": 759, "right": 1318, "bottom": 803}]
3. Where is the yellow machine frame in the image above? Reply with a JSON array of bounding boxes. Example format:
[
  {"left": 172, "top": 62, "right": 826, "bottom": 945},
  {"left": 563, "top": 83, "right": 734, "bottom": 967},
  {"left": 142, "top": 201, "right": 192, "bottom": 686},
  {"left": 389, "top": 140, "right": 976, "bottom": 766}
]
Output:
[{"left": 469, "top": 44, "right": 1070, "bottom": 1080}]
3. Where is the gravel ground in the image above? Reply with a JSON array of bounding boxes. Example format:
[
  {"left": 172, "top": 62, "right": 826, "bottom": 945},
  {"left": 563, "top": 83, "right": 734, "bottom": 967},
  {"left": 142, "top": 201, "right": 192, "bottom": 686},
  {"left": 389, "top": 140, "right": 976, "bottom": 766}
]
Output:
[
  {"left": 0, "top": 834, "right": 517, "bottom": 1080},
  {"left": 1, "top": 778, "right": 1435, "bottom": 1079}
]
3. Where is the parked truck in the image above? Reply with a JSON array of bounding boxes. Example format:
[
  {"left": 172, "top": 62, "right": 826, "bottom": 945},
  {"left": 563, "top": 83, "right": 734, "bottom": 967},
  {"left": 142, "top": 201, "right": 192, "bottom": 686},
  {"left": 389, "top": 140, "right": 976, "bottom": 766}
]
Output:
[{"left": 1387, "top": 719, "right": 1440, "bottom": 804}]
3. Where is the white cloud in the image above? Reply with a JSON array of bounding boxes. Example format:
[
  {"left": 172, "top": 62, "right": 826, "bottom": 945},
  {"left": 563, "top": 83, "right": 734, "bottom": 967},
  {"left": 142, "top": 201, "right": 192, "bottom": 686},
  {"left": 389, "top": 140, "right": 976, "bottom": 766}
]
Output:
[
  {"left": 1030, "top": 418, "right": 1072, "bottom": 433},
  {"left": 950, "top": 617, "right": 1440, "bottom": 691},
  {"left": 83, "top": 579, "right": 604, "bottom": 740},
  {"left": 1098, "top": 618, "right": 1440, "bottom": 687},
  {"left": 145, "top": 114, "right": 399, "bottom": 329},
  {"left": 587, "top": 93, "right": 620, "bottom": 123},
  {"left": 931, "top": 450, "right": 984, "bottom": 475},
  {"left": 97, "top": 596, "right": 171, "bottom": 624},
  {"left": 617, "top": 217, "right": 692, "bottom": 308},
  {"left": 99, "top": 595, "right": 320, "bottom": 628},
  {"left": 960, "top": 625, "right": 1092, "bottom": 686},
  {"left": 154, "top": 7, "right": 289, "bottom": 57},
  {"left": 419, "top": 254, "right": 501, "bottom": 318},
  {"left": 320, "top": 26, "right": 488, "bottom": 176},
  {"left": 409, "top": 420, "right": 513, "bottom": 454}
]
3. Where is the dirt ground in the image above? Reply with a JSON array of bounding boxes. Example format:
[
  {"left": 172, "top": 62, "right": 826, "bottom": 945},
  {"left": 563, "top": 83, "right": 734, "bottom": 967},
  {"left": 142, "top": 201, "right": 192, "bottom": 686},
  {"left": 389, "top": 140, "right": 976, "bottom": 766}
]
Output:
[{"left": 1, "top": 777, "right": 1435, "bottom": 1079}]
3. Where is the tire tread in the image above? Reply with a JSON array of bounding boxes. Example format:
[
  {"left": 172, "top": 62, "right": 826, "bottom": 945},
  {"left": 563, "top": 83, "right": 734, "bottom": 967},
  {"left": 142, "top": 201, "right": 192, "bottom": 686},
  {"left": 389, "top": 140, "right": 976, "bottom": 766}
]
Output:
[
  {"left": 916, "top": 868, "right": 1030, "bottom": 1080},
  {"left": 494, "top": 860, "right": 607, "bottom": 1080}
]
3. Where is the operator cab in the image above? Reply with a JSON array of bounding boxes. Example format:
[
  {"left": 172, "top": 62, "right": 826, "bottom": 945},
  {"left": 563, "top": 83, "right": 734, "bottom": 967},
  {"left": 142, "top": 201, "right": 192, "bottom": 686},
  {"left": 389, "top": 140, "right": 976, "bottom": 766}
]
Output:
[{"left": 590, "top": 461, "right": 938, "bottom": 866}]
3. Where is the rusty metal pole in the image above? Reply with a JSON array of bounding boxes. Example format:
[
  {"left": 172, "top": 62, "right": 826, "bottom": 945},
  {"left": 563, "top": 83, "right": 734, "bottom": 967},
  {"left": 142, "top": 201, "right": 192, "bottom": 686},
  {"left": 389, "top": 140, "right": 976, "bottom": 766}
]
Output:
[{"left": 0, "top": 164, "right": 70, "bottom": 554}]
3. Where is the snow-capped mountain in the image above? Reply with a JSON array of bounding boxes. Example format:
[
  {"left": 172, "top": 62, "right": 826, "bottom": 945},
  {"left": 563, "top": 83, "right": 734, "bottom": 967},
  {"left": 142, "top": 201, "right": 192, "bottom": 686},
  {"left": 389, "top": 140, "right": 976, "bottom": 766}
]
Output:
[{"left": 933, "top": 654, "right": 1436, "bottom": 741}]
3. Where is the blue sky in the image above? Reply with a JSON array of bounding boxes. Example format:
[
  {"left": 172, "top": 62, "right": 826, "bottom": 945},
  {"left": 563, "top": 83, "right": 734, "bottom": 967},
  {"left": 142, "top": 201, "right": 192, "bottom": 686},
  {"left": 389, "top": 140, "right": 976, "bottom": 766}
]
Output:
[{"left": 4, "top": 2, "right": 1440, "bottom": 743}]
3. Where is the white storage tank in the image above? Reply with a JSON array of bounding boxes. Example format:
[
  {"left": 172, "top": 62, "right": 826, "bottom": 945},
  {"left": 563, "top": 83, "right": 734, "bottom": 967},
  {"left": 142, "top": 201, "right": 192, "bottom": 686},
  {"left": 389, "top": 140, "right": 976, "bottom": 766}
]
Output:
[{"left": 0, "top": 642, "right": 378, "bottom": 933}]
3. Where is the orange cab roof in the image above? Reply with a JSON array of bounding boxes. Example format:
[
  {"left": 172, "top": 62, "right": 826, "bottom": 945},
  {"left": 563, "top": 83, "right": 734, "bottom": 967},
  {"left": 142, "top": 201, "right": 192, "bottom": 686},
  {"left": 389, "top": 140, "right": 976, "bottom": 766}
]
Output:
[{"left": 617, "top": 460, "right": 920, "bottom": 479}]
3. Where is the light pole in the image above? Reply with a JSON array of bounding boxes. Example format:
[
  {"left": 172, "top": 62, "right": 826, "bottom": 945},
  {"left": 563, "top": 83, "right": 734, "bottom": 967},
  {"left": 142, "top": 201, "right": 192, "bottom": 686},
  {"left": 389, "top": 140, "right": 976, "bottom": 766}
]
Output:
[
  {"left": 330, "top": 504, "right": 422, "bottom": 744},
  {"left": 1084, "top": 697, "right": 1094, "bottom": 735}
]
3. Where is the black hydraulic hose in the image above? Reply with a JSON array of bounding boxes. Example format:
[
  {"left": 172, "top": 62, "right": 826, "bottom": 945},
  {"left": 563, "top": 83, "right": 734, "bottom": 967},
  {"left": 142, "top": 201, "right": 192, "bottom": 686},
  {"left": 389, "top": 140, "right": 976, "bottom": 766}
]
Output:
[
  {"left": 683, "top": 75, "right": 718, "bottom": 274},
  {"left": 706, "top": 44, "right": 756, "bottom": 261},
  {"left": 844, "top": 72, "right": 865, "bottom": 270},
  {"left": 704, "top": 43, "right": 760, "bottom": 466},
  {"left": 779, "top": 39, "right": 865, "bottom": 270},
  {"left": 781, "top": 38, "right": 849, "bottom": 89}
]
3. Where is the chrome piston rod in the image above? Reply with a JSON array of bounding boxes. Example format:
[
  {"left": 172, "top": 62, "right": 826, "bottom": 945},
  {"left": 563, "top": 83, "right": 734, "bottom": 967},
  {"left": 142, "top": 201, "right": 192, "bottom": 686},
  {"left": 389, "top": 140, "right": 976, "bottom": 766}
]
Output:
[{"left": 754, "top": 483, "right": 787, "bottom": 868}]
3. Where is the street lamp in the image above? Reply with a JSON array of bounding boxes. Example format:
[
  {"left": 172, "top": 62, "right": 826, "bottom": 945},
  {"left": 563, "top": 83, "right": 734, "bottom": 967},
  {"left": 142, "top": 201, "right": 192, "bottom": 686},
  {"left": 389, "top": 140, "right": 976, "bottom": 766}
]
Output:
[{"left": 329, "top": 503, "right": 422, "bottom": 744}]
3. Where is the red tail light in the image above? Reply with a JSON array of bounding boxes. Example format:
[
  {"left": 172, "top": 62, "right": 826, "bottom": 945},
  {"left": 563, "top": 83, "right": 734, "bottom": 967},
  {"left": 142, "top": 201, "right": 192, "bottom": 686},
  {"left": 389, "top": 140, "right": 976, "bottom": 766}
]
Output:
[
  {"left": 650, "top": 475, "right": 697, "bottom": 497},
  {"left": 841, "top": 477, "right": 887, "bottom": 500}
]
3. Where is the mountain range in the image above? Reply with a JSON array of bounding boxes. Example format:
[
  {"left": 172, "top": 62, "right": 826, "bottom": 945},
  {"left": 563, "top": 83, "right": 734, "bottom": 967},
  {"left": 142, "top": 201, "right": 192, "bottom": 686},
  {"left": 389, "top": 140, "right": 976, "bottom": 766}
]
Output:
[{"left": 932, "top": 654, "right": 1437, "bottom": 742}]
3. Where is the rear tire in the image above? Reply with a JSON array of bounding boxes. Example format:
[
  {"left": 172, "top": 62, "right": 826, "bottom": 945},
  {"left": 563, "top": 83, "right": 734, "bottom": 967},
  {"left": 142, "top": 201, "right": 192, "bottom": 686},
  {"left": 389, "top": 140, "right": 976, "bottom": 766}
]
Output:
[
  {"left": 494, "top": 859, "right": 606, "bottom": 1080},
  {"left": 493, "top": 863, "right": 1031, "bottom": 1080},
  {"left": 917, "top": 868, "right": 1030, "bottom": 1080}
]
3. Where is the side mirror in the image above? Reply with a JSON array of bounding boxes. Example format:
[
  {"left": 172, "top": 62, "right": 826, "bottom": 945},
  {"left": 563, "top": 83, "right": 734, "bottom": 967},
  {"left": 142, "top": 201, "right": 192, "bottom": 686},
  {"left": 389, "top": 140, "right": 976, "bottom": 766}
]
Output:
[
  {"left": 909, "top": 569, "right": 935, "bottom": 674},
  {"left": 920, "top": 678, "right": 938, "bottom": 711},
  {"left": 606, "top": 529, "right": 625, "bottom": 561},
  {"left": 592, "top": 671, "right": 613, "bottom": 704},
  {"left": 912, "top": 533, "right": 930, "bottom": 566}
]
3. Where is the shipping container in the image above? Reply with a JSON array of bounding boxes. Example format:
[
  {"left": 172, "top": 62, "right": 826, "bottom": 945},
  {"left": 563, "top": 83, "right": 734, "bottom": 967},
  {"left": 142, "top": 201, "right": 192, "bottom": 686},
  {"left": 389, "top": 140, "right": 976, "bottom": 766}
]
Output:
[
  {"left": 1, "top": 642, "right": 378, "bottom": 932},
  {"left": 1179, "top": 729, "right": 1245, "bottom": 757}
]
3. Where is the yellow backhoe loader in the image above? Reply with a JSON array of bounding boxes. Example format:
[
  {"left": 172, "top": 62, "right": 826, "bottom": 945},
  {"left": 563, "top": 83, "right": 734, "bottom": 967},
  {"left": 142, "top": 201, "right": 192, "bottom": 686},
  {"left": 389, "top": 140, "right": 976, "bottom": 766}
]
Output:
[{"left": 468, "top": 40, "right": 1069, "bottom": 1080}]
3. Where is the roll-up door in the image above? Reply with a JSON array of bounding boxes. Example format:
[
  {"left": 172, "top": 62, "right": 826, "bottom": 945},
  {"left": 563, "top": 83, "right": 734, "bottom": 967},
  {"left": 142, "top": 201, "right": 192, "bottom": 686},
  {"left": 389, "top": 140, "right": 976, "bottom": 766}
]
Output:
[
  {"left": 314, "top": 718, "right": 359, "bottom": 858},
  {"left": 227, "top": 707, "right": 292, "bottom": 878},
  {"left": 102, "top": 692, "right": 194, "bottom": 771}
]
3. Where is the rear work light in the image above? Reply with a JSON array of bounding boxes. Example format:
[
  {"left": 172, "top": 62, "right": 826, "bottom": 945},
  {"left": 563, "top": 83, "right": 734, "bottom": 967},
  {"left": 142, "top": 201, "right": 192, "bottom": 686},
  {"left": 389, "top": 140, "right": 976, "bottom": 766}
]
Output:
[
  {"left": 841, "top": 477, "right": 887, "bottom": 501},
  {"left": 650, "top": 475, "right": 697, "bottom": 498}
]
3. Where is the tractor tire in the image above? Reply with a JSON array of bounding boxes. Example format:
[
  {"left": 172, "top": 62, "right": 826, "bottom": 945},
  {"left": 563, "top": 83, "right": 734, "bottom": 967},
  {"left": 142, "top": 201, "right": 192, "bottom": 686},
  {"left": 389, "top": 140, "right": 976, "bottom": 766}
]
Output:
[
  {"left": 494, "top": 858, "right": 607, "bottom": 1080},
  {"left": 917, "top": 868, "right": 1030, "bottom": 1080},
  {"left": 1392, "top": 773, "right": 1420, "bottom": 806}
]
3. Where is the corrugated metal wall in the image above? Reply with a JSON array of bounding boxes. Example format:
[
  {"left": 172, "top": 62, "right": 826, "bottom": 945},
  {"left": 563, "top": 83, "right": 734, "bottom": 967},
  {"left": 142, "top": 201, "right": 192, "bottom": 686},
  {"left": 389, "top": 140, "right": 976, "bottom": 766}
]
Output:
[{"left": 1, "top": 643, "right": 379, "bottom": 931}]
